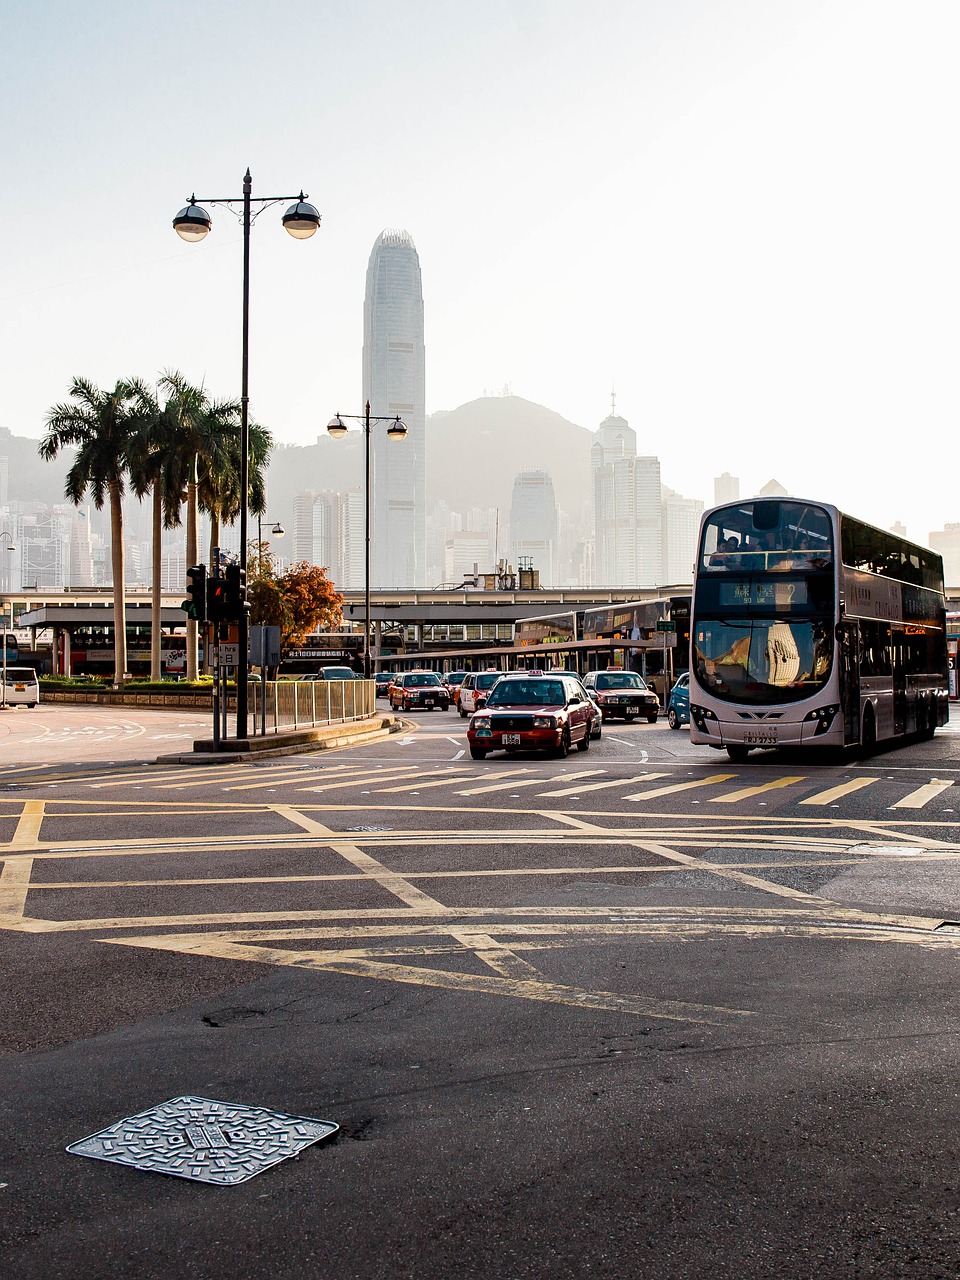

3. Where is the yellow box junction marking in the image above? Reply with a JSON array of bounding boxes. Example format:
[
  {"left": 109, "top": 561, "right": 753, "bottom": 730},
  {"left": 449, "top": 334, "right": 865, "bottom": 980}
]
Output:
[
  {"left": 271, "top": 805, "right": 447, "bottom": 914},
  {"left": 11, "top": 800, "right": 45, "bottom": 847}
]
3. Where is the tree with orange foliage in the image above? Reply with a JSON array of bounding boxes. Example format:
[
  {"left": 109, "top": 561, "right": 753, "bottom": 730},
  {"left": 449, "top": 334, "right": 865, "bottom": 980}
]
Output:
[{"left": 275, "top": 561, "right": 344, "bottom": 649}]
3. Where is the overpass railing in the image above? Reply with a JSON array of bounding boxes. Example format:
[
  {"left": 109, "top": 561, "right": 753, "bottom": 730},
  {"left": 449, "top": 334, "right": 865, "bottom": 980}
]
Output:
[{"left": 249, "top": 679, "right": 377, "bottom": 735}]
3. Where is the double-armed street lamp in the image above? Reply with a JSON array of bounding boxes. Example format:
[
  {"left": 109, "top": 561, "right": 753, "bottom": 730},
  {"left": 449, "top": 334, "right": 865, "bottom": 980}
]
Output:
[
  {"left": 327, "top": 403, "right": 407, "bottom": 679},
  {"left": 173, "top": 169, "right": 320, "bottom": 739},
  {"left": 256, "top": 516, "right": 285, "bottom": 575}
]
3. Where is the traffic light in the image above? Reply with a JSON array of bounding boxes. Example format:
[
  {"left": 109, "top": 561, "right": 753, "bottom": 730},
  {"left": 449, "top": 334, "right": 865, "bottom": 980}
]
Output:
[
  {"left": 207, "top": 574, "right": 229, "bottom": 624},
  {"left": 183, "top": 565, "right": 207, "bottom": 622},
  {"left": 226, "top": 563, "right": 248, "bottom": 618}
]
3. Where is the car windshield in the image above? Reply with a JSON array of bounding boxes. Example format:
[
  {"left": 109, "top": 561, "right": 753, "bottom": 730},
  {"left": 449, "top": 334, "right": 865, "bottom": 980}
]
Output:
[
  {"left": 406, "top": 674, "right": 441, "bottom": 686},
  {"left": 445, "top": 672, "right": 467, "bottom": 684},
  {"left": 595, "top": 672, "right": 646, "bottom": 690},
  {"left": 476, "top": 673, "right": 501, "bottom": 689},
  {"left": 694, "top": 618, "right": 833, "bottom": 705},
  {"left": 487, "top": 679, "right": 565, "bottom": 706}
]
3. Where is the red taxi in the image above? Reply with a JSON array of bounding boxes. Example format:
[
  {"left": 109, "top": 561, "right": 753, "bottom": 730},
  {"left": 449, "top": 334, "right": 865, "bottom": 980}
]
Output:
[{"left": 467, "top": 671, "right": 596, "bottom": 760}]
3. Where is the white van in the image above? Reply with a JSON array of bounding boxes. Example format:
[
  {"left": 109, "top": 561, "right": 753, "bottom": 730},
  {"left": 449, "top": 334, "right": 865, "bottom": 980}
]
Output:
[{"left": 4, "top": 667, "right": 40, "bottom": 707}]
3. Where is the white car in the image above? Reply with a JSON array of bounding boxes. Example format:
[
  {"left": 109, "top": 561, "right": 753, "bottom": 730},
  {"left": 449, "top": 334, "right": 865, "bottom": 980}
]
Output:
[
  {"left": 457, "top": 670, "right": 503, "bottom": 716},
  {"left": 3, "top": 667, "right": 40, "bottom": 707}
]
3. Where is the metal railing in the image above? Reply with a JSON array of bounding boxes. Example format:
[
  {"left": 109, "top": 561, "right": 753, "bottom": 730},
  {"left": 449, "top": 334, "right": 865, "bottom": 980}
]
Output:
[{"left": 249, "top": 678, "right": 377, "bottom": 735}]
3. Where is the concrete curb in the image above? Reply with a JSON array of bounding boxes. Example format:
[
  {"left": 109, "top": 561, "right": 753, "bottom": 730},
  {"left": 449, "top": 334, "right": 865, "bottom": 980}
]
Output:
[{"left": 156, "top": 714, "right": 400, "bottom": 765}]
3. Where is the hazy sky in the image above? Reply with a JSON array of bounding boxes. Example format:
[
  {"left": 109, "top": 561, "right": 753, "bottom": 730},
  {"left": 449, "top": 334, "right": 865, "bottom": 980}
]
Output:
[{"left": 3, "top": 1, "right": 958, "bottom": 543}]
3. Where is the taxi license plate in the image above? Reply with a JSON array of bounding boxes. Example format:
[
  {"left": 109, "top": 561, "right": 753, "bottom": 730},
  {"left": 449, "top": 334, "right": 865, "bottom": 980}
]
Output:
[
  {"left": 424, "top": 699, "right": 434, "bottom": 707},
  {"left": 501, "top": 733, "right": 521, "bottom": 745},
  {"left": 744, "top": 731, "right": 778, "bottom": 745}
]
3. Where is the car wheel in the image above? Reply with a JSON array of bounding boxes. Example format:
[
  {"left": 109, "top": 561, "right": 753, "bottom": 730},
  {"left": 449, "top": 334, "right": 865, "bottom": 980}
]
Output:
[
  {"left": 458, "top": 704, "right": 467, "bottom": 718},
  {"left": 647, "top": 714, "right": 658, "bottom": 724},
  {"left": 554, "top": 727, "right": 571, "bottom": 759},
  {"left": 668, "top": 707, "right": 679, "bottom": 729},
  {"left": 590, "top": 720, "right": 602, "bottom": 740},
  {"left": 576, "top": 727, "right": 590, "bottom": 752},
  {"left": 470, "top": 746, "right": 487, "bottom": 760}
]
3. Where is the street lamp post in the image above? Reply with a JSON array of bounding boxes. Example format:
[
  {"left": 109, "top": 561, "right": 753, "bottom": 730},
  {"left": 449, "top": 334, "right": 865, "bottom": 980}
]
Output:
[
  {"left": 256, "top": 516, "right": 285, "bottom": 575},
  {"left": 174, "top": 169, "right": 320, "bottom": 740},
  {"left": 0, "top": 532, "right": 16, "bottom": 709},
  {"left": 327, "top": 403, "right": 407, "bottom": 678}
]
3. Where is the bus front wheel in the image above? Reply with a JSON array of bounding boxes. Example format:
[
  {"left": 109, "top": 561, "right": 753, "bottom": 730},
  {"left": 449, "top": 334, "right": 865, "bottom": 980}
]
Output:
[
  {"left": 726, "top": 745, "right": 751, "bottom": 763},
  {"left": 860, "top": 705, "right": 877, "bottom": 755}
]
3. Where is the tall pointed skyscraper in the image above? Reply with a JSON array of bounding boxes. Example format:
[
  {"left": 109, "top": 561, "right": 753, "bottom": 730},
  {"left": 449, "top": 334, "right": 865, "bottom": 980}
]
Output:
[{"left": 363, "top": 229, "right": 425, "bottom": 587}]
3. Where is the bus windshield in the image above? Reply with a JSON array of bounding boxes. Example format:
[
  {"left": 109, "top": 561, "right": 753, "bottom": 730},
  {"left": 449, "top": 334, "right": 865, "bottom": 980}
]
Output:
[
  {"left": 699, "top": 500, "right": 833, "bottom": 574},
  {"left": 694, "top": 618, "right": 834, "bottom": 705}
]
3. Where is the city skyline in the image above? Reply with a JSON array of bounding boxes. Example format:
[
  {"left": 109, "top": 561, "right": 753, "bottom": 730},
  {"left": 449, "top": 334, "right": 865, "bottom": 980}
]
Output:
[{"left": 4, "top": 3, "right": 960, "bottom": 546}]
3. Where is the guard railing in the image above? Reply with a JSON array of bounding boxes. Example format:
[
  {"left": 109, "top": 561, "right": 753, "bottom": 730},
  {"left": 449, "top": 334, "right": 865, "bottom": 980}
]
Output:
[{"left": 249, "top": 678, "right": 377, "bottom": 734}]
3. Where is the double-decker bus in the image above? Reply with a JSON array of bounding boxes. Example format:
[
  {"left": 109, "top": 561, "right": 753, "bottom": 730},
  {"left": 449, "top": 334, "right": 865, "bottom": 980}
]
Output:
[
  {"left": 581, "top": 596, "right": 691, "bottom": 701},
  {"left": 515, "top": 610, "right": 580, "bottom": 647},
  {"left": 690, "top": 498, "right": 948, "bottom": 759}
]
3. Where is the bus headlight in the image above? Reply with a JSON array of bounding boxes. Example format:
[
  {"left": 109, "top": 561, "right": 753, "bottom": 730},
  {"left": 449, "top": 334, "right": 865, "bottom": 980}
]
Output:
[
  {"left": 690, "top": 704, "right": 717, "bottom": 733},
  {"left": 803, "top": 705, "right": 839, "bottom": 735}
]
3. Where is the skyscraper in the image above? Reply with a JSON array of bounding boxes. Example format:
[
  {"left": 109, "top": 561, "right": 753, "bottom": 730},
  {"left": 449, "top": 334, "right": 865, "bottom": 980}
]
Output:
[
  {"left": 590, "top": 404, "right": 661, "bottom": 587},
  {"left": 509, "top": 470, "right": 558, "bottom": 584},
  {"left": 363, "top": 229, "right": 425, "bottom": 588}
]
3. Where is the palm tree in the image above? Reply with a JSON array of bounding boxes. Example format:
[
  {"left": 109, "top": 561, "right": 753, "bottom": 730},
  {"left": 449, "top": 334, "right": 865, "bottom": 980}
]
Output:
[
  {"left": 127, "top": 384, "right": 188, "bottom": 680},
  {"left": 158, "top": 371, "right": 273, "bottom": 679},
  {"left": 40, "top": 376, "right": 152, "bottom": 684},
  {"left": 158, "top": 372, "right": 241, "bottom": 679},
  {"left": 198, "top": 420, "right": 272, "bottom": 564}
]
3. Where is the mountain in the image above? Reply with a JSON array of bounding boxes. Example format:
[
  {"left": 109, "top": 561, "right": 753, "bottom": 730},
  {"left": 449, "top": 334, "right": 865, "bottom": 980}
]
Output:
[
  {"left": 425, "top": 396, "right": 592, "bottom": 515},
  {"left": 11, "top": 395, "right": 594, "bottom": 531}
]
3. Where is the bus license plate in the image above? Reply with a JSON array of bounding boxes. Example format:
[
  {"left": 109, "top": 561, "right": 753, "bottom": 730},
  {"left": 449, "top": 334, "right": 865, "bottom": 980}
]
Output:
[
  {"left": 502, "top": 734, "right": 521, "bottom": 745},
  {"left": 744, "top": 731, "right": 778, "bottom": 745}
]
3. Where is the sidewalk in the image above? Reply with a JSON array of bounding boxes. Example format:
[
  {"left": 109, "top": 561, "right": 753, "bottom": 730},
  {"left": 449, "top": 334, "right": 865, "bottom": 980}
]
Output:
[{"left": 157, "top": 712, "right": 400, "bottom": 763}]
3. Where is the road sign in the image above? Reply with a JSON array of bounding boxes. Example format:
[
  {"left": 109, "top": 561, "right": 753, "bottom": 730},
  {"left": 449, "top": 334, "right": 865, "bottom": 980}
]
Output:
[
  {"left": 219, "top": 643, "right": 240, "bottom": 666},
  {"left": 656, "top": 620, "right": 675, "bottom": 632}
]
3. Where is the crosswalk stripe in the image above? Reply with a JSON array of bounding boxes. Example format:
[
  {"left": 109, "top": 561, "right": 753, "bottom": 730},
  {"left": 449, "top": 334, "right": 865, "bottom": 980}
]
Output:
[
  {"left": 301, "top": 767, "right": 424, "bottom": 795},
  {"left": 798, "top": 778, "right": 878, "bottom": 806},
  {"left": 890, "top": 779, "right": 954, "bottom": 810},
  {"left": 623, "top": 774, "right": 736, "bottom": 802},
  {"left": 148, "top": 762, "right": 350, "bottom": 792},
  {"left": 537, "top": 773, "right": 670, "bottom": 798},
  {"left": 710, "top": 776, "right": 807, "bottom": 804},
  {"left": 370, "top": 769, "right": 476, "bottom": 794},
  {"left": 456, "top": 770, "right": 604, "bottom": 797}
]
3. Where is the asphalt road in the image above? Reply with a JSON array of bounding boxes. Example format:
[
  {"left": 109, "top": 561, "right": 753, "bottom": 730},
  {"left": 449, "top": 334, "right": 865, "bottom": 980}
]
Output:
[{"left": 3, "top": 705, "right": 960, "bottom": 1278}]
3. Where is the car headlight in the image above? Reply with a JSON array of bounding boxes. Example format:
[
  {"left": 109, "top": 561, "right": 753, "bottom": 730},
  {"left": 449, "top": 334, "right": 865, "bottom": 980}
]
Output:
[
  {"left": 532, "top": 716, "right": 555, "bottom": 728},
  {"left": 473, "top": 716, "right": 491, "bottom": 730}
]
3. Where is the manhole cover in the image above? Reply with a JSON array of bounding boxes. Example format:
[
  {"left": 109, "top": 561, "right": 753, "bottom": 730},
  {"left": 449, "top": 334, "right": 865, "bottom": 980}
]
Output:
[{"left": 67, "top": 1095, "right": 338, "bottom": 1185}]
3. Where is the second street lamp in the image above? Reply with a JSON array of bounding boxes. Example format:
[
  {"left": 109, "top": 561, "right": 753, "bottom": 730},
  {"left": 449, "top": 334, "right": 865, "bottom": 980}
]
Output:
[
  {"left": 327, "top": 402, "right": 407, "bottom": 679},
  {"left": 174, "top": 170, "right": 319, "bottom": 740},
  {"left": 256, "top": 515, "right": 285, "bottom": 575}
]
